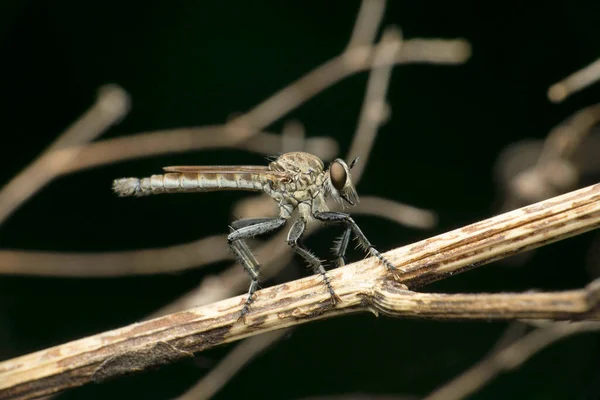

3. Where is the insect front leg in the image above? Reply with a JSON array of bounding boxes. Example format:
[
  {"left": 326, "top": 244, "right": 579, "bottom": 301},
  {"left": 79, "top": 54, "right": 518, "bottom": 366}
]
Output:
[
  {"left": 286, "top": 217, "right": 341, "bottom": 305},
  {"left": 228, "top": 217, "right": 287, "bottom": 319},
  {"left": 313, "top": 211, "right": 404, "bottom": 279},
  {"left": 331, "top": 227, "right": 352, "bottom": 267}
]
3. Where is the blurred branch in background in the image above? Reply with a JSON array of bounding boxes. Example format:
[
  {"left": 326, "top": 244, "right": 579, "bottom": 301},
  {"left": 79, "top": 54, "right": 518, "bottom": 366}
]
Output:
[
  {"left": 496, "top": 104, "right": 600, "bottom": 213},
  {"left": 0, "top": 235, "right": 230, "bottom": 277},
  {"left": 425, "top": 320, "right": 600, "bottom": 400},
  {"left": 548, "top": 57, "right": 600, "bottom": 103},
  {"left": 58, "top": 128, "right": 339, "bottom": 176},
  {"left": 0, "top": 85, "right": 130, "bottom": 226},
  {"left": 173, "top": 329, "right": 290, "bottom": 400},
  {"left": 494, "top": 68, "right": 600, "bottom": 269}
]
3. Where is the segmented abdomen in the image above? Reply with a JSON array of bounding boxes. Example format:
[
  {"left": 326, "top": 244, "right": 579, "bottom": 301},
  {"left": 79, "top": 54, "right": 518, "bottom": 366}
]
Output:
[{"left": 112, "top": 173, "right": 265, "bottom": 197}]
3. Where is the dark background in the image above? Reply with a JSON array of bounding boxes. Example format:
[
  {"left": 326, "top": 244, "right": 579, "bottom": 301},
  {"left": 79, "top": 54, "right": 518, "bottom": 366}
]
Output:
[{"left": 1, "top": 1, "right": 600, "bottom": 399}]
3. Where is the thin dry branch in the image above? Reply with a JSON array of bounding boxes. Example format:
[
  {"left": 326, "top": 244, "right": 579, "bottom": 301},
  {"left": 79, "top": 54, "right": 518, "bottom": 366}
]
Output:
[
  {"left": 55, "top": 38, "right": 468, "bottom": 176},
  {"left": 424, "top": 321, "right": 600, "bottom": 400},
  {"left": 348, "top": 27, "right": 402, "bottom": 181},
  {"left": 173, "top": 329, "right": 290, "bottom": 400},
  {"left": 345, "top": 0, "right": 386, "bottom": 51},
  {"left": 0, "top": 235, "right": 229, "bottom": 277},
  {"left": 0, "top": 85, "right": 129, "bottom": 225},
  {"left": 227, "top": 37, "right": 469, "bottom": 138},
  {"left": 232, "top": 195, "right": 437, "bottom": 230},
  {"left": 0, "top": 194, "right": 435, "bottom": 277},
  {"left": 548, "top": 57, "right": 600, "bottom": 103},
  {"left": 2, "top": 183, "right": 600, "bottom": 399},
  {"left": 57, "top": 129, "right": 339, "bottom": 175}
]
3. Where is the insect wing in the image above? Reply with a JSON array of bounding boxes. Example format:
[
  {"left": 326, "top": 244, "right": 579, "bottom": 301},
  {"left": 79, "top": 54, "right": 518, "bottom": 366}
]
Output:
[{"left": 162, "top": 165, "right": 290, "bottom": 180}]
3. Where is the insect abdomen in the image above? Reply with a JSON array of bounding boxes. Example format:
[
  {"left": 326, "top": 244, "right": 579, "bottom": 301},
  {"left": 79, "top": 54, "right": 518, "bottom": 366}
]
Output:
[{"left": 112, "top": 173, "right": 264, "bottom": 197}]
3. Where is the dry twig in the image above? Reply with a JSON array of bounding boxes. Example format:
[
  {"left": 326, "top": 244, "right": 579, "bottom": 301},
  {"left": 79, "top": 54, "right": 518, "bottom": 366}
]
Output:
[
  {"left": 424, "top": 321, "right": 600, "bottom": 400},
  {"left": 2, "top": 182, "right": 600, "bottom": 399},
  {"left": 548, "top": 57, "right": 600, "bottom": 103},
  {"left": 56, "top": 128, "right": 338, "bottom": 176},
  {"left": 0, "top": 235, "right": 229, "bottom": 277},
  {"left": 0, "top": 85, "right": 129, "bottom": 225},
  {"left": 173, "top": 329, "right": 290, "bottom": 400},
  {"left": 348, "top": 27, "right": 402, "bottom": 181}
]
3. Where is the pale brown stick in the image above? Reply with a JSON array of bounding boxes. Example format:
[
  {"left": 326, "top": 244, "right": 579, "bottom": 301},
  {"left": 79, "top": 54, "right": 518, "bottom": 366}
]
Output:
[
  {"left": 48, "top": 38, "right": 468, "bottom": 178},
  {"left": 232, "top": 195, "right": 437, "bottom": 230},
  {"left": 0, "top": 85, "right": 129, "bottom": 225},
  {"left": 227, "top": 37, "right": 470, "bottom": 138},
  {"left": 548, "top": 57, "right": 600, "bottom": 103},
  {"left": 348, "top": 27, "right": 402, "bottom": 182},
  {"left": 2, "top": 183, "right": 600, "bottom": 399},
  {"left": 507, "top": 104, "right": 600, "bottom": 207},
  {"left": 57, "top": 129, "right": 339, "bottom": 175},
  {"left": 345, "top": 0, "right": 386, "bottom": 51},
  {"left": 539, "top": 103, "right": 600, "bottom": 162},
  {"left": 424, "top": 321, "right": 600, "bottom": 400},
  {"left": 173, "top": 329, "right": 290, "bottom": 400},
  {"left": 0, "top": 235, "right": 229, "bottom": 277}
]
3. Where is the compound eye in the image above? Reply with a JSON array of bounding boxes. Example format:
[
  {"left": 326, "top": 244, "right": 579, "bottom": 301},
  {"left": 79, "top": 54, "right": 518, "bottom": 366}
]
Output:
[{"left": 330, "top": 161, "right": 347, "bottom": 191}]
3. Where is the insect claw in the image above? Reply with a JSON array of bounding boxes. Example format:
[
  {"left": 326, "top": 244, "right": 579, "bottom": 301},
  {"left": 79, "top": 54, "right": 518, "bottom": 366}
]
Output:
[
  {"left": 237, "top": 309, "right": 248, "bottom": 324},
  {"left": 329, "top": 291, "right": 342, "bottom": 306},
  {"left": 385, "top": 264, "right": 405, "bottom": 281}
]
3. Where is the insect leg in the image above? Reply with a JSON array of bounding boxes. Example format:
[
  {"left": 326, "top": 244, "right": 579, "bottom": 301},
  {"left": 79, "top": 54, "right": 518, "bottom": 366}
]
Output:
[
  {"left": 331, "top": 227, "right": 352, "bottom": 267},
  {"left": 313, "top": 211, "right": 403, "bottom": 278},
  {"left": 287, "top": 218, "right": 341, "bottom": 305},
  {"left": 228, "top": 217, "right": 287, "bottom": 317},
  {"left": 231, "top": 217, "right": 279, "bottom": 230}
]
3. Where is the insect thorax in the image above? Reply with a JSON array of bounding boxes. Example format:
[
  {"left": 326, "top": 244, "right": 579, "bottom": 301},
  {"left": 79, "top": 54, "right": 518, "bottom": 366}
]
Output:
[{"left": 263, "top": 152, "right": 328, "bottom": 218}]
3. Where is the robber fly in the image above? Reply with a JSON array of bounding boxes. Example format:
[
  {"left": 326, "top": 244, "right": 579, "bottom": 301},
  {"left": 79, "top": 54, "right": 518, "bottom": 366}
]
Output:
[{"left": 112, "top": 152, "right": 398, "bottom": 317}]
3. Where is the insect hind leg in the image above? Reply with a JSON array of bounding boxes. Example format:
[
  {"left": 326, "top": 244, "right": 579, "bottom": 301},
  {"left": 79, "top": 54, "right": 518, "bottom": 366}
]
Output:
[
  {"left": 287, "top": 218, "right": 341, "bottom": 305},
  {"left": 228, "top": 217, "right": 287, "bottom": 319}
]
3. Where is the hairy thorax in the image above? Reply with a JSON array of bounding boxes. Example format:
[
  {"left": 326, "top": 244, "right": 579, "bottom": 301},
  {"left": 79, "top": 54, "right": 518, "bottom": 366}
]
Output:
[{"left": 261, "top": 152, "right": 327, "bottom": 218}]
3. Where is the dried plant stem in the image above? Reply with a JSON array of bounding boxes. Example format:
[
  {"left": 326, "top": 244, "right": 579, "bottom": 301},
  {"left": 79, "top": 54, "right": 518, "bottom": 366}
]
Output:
[
  {"left": 424, "top": 321, "right": 600, "bottom": 400},
  {"left": 228, "top": 37, "right": 469, "bottom": 138},
  {"left": 39, "top": 37, "right": 467, "bottom": 180},
  {"left": 0, "top": 235, "right": 229, "bottom": 277},
  {"left": 345, "top": 0, "right": 386, "bottom": 51},
  {"left": 174, "top": 329, "right": 290, "bottom": 400},
  {"left": 539, "top": 103, "right": 600, "bottom": 162},
  {"left": 349, "top": 26, "right": 402, "bottom": 181},
  {"left": 548, "top": 57, "right": 600, "bottom": 103},
  {"left": 57, "top": 129, "right": 339, "bottom": 175},
  {"left": 1, "top": 183, "right": 600, "bottom": 399},
  {"left": 0, "top": 85, "right": 129, "bottom": 225}
]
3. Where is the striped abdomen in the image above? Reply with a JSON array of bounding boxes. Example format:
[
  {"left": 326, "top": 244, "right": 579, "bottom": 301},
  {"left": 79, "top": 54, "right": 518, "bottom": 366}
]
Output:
[{"left": 112, "top": 172, "right": 267, "bottom": 197}]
